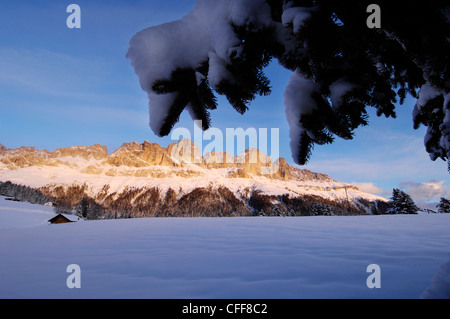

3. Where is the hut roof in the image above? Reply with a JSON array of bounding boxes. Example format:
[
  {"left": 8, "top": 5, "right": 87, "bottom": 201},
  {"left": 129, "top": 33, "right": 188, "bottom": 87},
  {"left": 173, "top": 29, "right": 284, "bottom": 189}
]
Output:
[{"left": 48, "top": 214, "right": 74, "bottom": 224}]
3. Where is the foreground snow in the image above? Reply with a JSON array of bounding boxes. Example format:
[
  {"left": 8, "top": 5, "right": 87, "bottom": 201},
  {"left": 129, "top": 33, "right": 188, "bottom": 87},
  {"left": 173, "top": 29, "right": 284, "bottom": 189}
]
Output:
[{"left": 0, "top": 196, "right": 449, "bottom": 299}]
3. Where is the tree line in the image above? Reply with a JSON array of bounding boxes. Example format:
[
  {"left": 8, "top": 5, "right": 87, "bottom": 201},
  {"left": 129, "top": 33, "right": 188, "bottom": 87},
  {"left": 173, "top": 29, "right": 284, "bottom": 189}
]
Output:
[
  {"left": 0, "top": 181, "right": 53, "bottom": 206},
  {"left": 1, "top": 180, "right": 449, "bottom": 220}
]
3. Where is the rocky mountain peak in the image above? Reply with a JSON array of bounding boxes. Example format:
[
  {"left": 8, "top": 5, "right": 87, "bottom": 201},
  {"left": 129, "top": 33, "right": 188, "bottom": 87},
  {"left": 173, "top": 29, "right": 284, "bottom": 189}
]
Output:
[
  {"left": 167, "top": 139, "right": 202, "bottom": 165},
  {"left": 0, "top": 140, "right": 388, "bottom": 212},
  {"left": 107, "top": 140, "right": 177, "bottom": 167},
  {"left": 203, "top": 151, "right": 234, "bottom": 168},
  {"left": 0, "top": 139, "right": 336, "bottom": 183},
  {"left": 52, "top": 144, "right": 108, "bottom": 160},
  {"left": 0, "top": 146, "right": 51, "bottom": 169}
]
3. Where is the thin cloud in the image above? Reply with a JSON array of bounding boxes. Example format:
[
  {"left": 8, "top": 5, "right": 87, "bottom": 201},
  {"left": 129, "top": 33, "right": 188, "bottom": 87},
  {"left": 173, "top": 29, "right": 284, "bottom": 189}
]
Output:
[
  {"left": 0, "top": 48, "right": 110, "bottom": 99},
  {"left": 302, "top": 126, "right": 448, "bottom": 184},
  {"left": 399, "top": 180, "right": 450, "bottom": 209},
  {"left": 351, "top": 182, "right": 389, "bottom": 197}
]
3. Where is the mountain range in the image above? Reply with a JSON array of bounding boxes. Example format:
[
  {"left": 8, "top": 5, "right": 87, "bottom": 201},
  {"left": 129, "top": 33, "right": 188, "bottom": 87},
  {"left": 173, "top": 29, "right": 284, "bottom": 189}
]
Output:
[{"left": 0, "top": 140, "right": 388, "bottom": 217}]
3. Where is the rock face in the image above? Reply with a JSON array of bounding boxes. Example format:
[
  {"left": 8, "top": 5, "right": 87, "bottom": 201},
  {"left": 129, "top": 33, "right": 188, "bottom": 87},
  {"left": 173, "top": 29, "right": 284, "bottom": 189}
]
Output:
[
  {"left": 0, "top": 144, "right": 109, "bottom": 169},
  {"left": 106, "top": 141, "right": 175, "bottom": 167},
  {"left": 106, "top": 140, "right": 213, "bottom": 167},
  {"left": 53, "top": 144, "right": 108, "bottom": 160},
  {"left": 0, "top": 139, "right": 336, "bottom": 182},
  {"left": 0, "top": 146, "right": 51, "bottom": 169},
  {"left": 167, "top": 139, "right": 202, "bottom": 165},
  {"left": 203, "top": 151, "right": 234, "bottom": 168}
]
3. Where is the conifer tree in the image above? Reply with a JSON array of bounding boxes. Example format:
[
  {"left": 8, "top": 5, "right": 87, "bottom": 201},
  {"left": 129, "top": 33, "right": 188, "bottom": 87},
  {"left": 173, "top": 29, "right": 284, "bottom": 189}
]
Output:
[
  {"left": 387, "top": 188, "right": 419, "bottom": 214},
  {"left": 87, "top": 202, "right": 103, "bottom": 220},
  {"left": 311, "top": 202, "right": 333, "bottom": 216},
  {"left": 127, "top": 0, "right": 450, "bottom": 169},
  {"left": 76, "top": 197, "right": 90, "bottom": 218},
  {"left": 437, "top": 197, "right": 450, "bottom": 213}
]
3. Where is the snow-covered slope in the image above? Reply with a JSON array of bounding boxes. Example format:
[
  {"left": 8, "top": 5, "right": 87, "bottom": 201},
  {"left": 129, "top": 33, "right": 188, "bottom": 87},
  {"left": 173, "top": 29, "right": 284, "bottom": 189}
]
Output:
[
  {"left": 0, "top": 140, "right": 387, "bottom": 209},
  {"left": 0, "top": 196, "right": 449, "bottom": 299}
]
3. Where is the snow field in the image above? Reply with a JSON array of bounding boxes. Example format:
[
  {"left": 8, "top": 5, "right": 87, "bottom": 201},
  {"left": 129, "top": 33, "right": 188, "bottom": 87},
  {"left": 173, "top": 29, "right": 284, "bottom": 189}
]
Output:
[
  {"left": 0, "top": 161, "right": 387, "bottom": 207},
  {"left": 0, "top": 196, "right": 449, "bottom": 299}
]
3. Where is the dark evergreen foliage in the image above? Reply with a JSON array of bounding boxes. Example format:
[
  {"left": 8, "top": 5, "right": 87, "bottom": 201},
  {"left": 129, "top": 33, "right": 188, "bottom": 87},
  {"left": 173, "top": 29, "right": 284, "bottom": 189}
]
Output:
[
  {"left": 0, "top": 181, "right": 53, "bottom": 205},
  {"left": 152, "top": 66, "right": 217, "bottom": 135},
  {"left": 437, "top": 197, "right": 450, "bottom": 213},
  {"left": 138, "top": 0, "right": 449, "bottom": 168},
  {"left": 0, "top": 180, "right": 391, "bottom": 219},
  {"left": 76, "top": 197, "right": 90, "bottom": 218},
  {"left": 387, "top": 188, "right": 419, "bottom": 214},
  {"left": 249, "top": 190, "right": 365, "bottom": 216},
  {"left": 369, "top": 199, "right": 391, "bottom": 215}
]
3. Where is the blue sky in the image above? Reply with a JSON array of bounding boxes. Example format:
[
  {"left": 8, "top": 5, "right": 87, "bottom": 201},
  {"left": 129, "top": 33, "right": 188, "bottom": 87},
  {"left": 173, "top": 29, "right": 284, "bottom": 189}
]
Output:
[{"left": 0, "top": 0, "right": 448, "bottom": 208}]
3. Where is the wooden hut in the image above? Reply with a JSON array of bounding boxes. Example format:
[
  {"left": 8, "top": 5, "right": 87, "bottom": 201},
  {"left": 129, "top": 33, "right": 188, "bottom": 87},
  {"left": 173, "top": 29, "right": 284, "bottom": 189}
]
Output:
[{"left": 48, "top": 214, "right": 74, "bottom": 224}]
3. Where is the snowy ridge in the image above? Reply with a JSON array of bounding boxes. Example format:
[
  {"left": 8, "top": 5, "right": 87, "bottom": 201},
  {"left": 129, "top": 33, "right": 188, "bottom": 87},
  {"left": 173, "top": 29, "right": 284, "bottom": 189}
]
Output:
[{"left": 0, "top": 140, "right": 387, "bottom": 209}]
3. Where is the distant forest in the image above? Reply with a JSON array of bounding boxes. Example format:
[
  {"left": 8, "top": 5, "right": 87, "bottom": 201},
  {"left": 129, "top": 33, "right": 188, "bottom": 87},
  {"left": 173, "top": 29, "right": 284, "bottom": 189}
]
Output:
[
  {"left": 0, "top": 181, "right": 53, "bottom": 206},
  {"left": 1, "top": 180, "right": 391, "bottom": 220}
]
